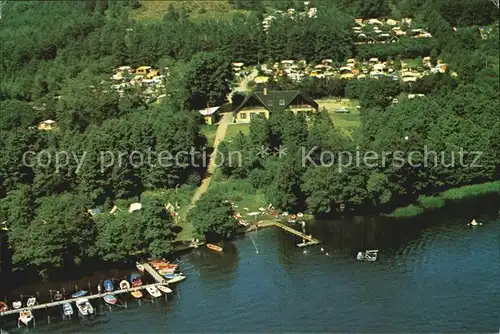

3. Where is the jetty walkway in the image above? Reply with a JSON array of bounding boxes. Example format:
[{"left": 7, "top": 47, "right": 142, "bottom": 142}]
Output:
[
  {"left": 253, "top": 220, "right": 321, "bottom": 247},
  {"left": 0, "top": 263, "right": 167, "bottom": 317}
]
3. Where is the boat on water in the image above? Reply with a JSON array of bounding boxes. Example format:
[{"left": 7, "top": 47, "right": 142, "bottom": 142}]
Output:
[
  {"left": 71, "top": 290, "right": 88, "bottom": 298},
  {"left": 136, "top": 262, "right": 144, "bottom": 272},
  {"left": 61, "top": 303, "right": 73, "bottom": 318},
  {"left": 103, "top": 279, "right": 114, "bottom": 292},
  {"left": 146, "top": 286, "right": 162, "bottom": 298},
  {"left": 158, "top": 268, "right": 176, "bottom": 275},
  {"left": 18, "top": 309, "right": 34, "bottom": 327},
  {"left": 206, "top": 244, "right": 223, "bottom": 252},
  {"left": 103, "top": 294, "right": 118, "bottom": 305},
  {"left": 130, "top": 290, "right": 143, "bottom": 299},
  {"left": 166, "top": 275, "right": 186, "bottom": 284},
  {"left": 157, "top": 285, "right": 172, "bottom": 294},
  {"left": 12, "top": 301, "right": 21, "bottom": 309},
  {"left": 26, "top": 297, "right": 36, "bottom": 307},
  {"left": 119, "top": 280, "right": 130, "bottom": 290},
  {"left": 53, "top": 291, "right": 63, "bottom": 301},
  {"left": 357, "top": 250, "right": 379, "bottom": 262},
  {"left": 130, "top": 273, "right": 143, "bottom": 287},
  {"left": 75, "top": 298, "right": 94, "bottom": 317},
  {"left": 0, "top": 301, "right": 8, "bottom": 312},
  {"left": 154, "top": 263, "right": 178, "bottom": 270}
]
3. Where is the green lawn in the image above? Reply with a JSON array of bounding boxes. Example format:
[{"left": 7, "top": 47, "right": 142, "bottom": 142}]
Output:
[
  {"left": 316, "top": 98, "right": 361, "bottom": 136},
  {"left": 225, "top": 123, "right": 250, "bottom": 139}
]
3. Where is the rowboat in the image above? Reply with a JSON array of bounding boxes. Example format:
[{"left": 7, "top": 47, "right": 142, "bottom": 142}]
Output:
[
  {"left": 130, "top": 273, "right": 142, "bottom": 287},
  {"left": 18, "top": 309, "right": 34, "bottom": 327},
  {"left": 119, "top": 280, "right": 130, "bottom": 290},
  {"left": 130, "top": 290, "right": 143, "bottom": 298},
  {"left": 26, "top": 297, "right": 36, "bottom": 307},
  {"left": 166, "top": 275, "right": 186, "bottom": 284},
  {"left": 157, "top": 285, "right": 172, "bottom": 294},
  {"left": 12, "top": 301, "right": 22, "bottom": 309},
  {"left": 103, "top": 294, "right": 118, "bottom": 305},
  {"left": 71, "top": 290, "right": 88, "bottom": 298},
  {"left": 206, "top": 244, "right": 223, "bottom": 252},
  {"left": 103, "top": 279, "right": 114, "bottom": 292},
  {"left": 75, "top": 298, "right": 94, "bottom": 317},
  {"left": 158, "top": 268, "right": 176, "bottom": 275},
  {"left": 61, "top": 302, "right": 73, "bottom": 318},
  {"left": 136, "top": 262, "right": 144, "bottom": 272},
  {"left": 145, "top": 286, "right": 162, "bottom": 298},
  {"left": 53, "top": 291, "right": 63, "bottom": 301},
  {"left": 154, "top": 263, "right": 178, "bottom": 270},
  {"left": 0, "top": 301, "right": 8, "bottom": 312}
]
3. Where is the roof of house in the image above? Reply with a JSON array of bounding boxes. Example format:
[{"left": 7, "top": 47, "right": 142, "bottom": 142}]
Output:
[
  {"left": 198, "top": 106, "right": 221, "bottom": 116},
  {"left": 234, "top": 90, "right": 318, "bottom": 114}
]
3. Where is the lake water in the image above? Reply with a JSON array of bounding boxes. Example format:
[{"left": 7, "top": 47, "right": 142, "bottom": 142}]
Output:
[{"left": 1, "top": 210, "right": 499, "bottom": 333}]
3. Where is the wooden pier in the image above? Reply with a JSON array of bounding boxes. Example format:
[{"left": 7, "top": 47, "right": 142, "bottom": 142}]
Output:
[
  {"left": 0, "top": 282, "right": 168, "bottom": 317},
  {"left": 142, "top": 262, "right": 166, "bottom": 283},
  {"left": 254, "top": 220, "right": 321, "bottom": 247}
]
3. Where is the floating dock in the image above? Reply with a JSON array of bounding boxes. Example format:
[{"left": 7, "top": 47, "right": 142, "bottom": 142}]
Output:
[{"left": 254, "top": 220, "right": 321, "bottom": 247}]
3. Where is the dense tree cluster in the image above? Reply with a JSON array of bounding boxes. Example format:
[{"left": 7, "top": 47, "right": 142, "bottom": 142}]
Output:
[{"left": 0, "top": 0, "right": 498, "bottom": 270}]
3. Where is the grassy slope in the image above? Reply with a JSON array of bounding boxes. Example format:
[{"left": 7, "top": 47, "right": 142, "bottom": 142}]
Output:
[{"left": 131, "top": 1, "right": 234, "bottom": 22}]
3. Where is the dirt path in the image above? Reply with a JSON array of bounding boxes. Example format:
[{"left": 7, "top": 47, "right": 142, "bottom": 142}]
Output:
[{"left": 190, "top": 112, "right": 232, "bottom": 205}]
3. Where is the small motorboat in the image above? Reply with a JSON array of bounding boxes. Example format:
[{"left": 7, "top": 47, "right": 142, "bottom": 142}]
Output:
[
  {"left": 164, "top": 272, "right": 183, "bottom": 279},
  {"left": 103, "top": 280, "right": 114, "bottom": 292},
  {"left": 61, "top": 302, "right": 73, "bottom": 318},
  {"left": 71, "top": 290, "right": 88, "bottom": 298},
  {"left": 154, "top": 263, "right": 178, "bottom": 270},
  {"left": 103, "top": 294, "right": 118, "bottom": 305},
  {"left": 75, "top": 298, "right": 94, "bottom": 317},
  {"left": 468, "top": 219, "right": 482, "bottom": 226},
  {"left": 26, "top": 297, "right": 36, "bottom": 307},
  {"left": 166, "top": 275, "right": 186, "bottom": 284},
  {"left": 136, "top": 262, "right": 144, "bottom": 272},
  {"left": 119, "top": 280, "right": 130, "bottom": 290},
  {"left": 146, "top": 286, "right": 162, "bottom": 298},
  {"left": 206, "top": 244, "right": 223, "bottom": 252},
  {"left": 130, "top": 290, "right": 143, "bottom": 299},
  {"left": 12, "top": 301, "right": 22, "bottom": 309},
  {"left": 0, "top": 301, "right": 8, "bottom": 312},
  {"left": 157, "top": 285, "right": 172, "bottom": 294},
  {"left": 130, "top": 273, "right": 143, "bottom": 287},
  {"left": 357, "top": 250, "right": 379, "bottom": 262},
  {"left": 18, "top": 309, "right": 34, "bottom": 327}
]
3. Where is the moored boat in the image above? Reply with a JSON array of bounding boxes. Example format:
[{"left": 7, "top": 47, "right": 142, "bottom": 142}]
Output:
[
  {"left": 166, "top": 275, "right": 186, "bottom": 284},
  {"left": 53, "top": 291, "right": 63, "bottom": 301},
  {"left": 146, "top": 286, "right": 162, "bottom": 298},
  {"left": 136, "top": 262, "right": 144, "bottom": 272},
  {"left": 103, "top": 294, "right": 118, "bottom": 305},
  {"left": 130, "top": 273, "right": 143, "bottom": 287},
  {"left": 26, "top": 297, "right": 36, "bottom": 307},
  {"left": 130, "top": 290, "right": 143, "bottom": 299},
  {"left": 61, "top": 302, "right": 73, "bottom": 318},
  {"left": 75, "top": 298, "right": 94, "bottom": 317},
  {"left": 18, "top": 309, "right": 34, "bottom": 327},
  {"left": 103, "top": 279, "right": 114, "bottom": 292},
  {"left": 12, "top": 301, "right": 22, "bottom": 309},
  {"left": 71, "top": 290, "right": 88, "bottom": 298},
  {"left": 158, "top": 268, "right": 176, "bottom": 275},
  {"left": 206, "top": 244, "right": 223, "bottom": 252},
  {"left": 119, "top": 280, "right": 130, "bottom": 290},
  {"left": 357, "top": 250, "right": 379, "bottom": 262},
  {"left": 0, "top": 301, "right": 8, "bottom": 312},
  {"left": 157, "top": 285, "right": 172, "bottom": 294}
]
